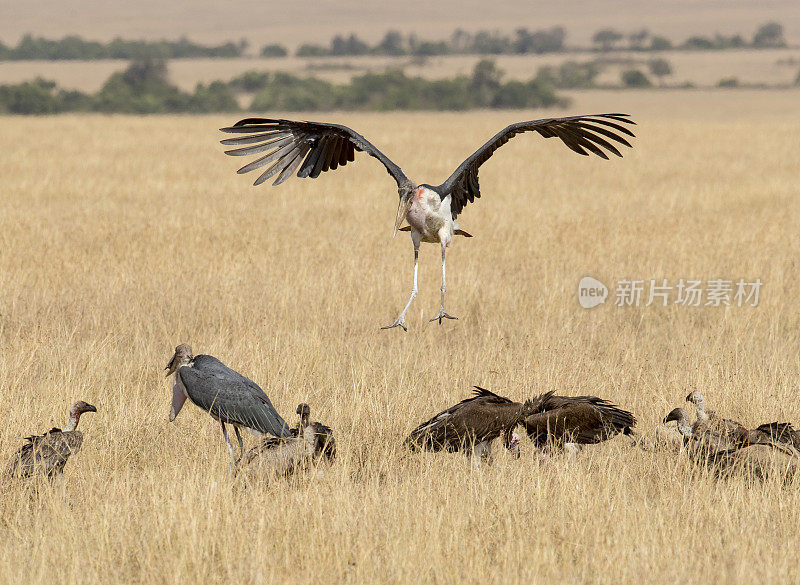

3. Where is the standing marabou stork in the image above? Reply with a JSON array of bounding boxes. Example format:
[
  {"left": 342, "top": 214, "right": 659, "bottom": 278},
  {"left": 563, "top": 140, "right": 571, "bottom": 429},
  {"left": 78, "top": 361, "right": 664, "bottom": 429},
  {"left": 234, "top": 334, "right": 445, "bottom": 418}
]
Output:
[
  {"left": 165, "top": 344, "right": 292, "bottom": 470},
  {"left": 220, "top": 114, "right": 636, "bottom": 330},
  {"left": 6, "top": 401, "right": 97, "bottom": 479}
]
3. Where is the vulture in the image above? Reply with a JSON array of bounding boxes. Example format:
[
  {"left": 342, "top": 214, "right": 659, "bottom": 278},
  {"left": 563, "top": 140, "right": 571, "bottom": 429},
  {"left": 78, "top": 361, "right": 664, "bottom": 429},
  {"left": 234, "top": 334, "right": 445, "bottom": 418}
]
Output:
[
  {"left": 684, "top": 390, "right": 746, "bottom": 437},
  {"left": 404, "top": 387, "right": 550, "bottom": 463},
  {"left": 685, "top": 391, "right": 800, "bottom": 449},
  {"left": 6, "top": 401, "right": 97, "bottom": 479},
  {"left": 243, "top": 403, "right": 335, "bottom": 476},
  {"left": 664, "top": 407, "right": 743, "bottom": 455},
  {"left": 711, "top": 442, "right": 799, "bottom": 481},
  {"left": 523, "top": 393, "right": 636, "bottom": 449},
  {"left": 751, "top": 422, "right": 800, "bottom": 450}
]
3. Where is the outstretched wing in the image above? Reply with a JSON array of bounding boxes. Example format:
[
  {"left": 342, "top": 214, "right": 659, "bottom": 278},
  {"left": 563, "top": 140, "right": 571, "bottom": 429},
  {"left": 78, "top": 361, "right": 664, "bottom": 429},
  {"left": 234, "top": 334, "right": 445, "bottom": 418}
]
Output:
[
  {"left": 436, "top": 113, "right": 636, "bottom": 217},
  {"left": 220, "top": 118, "right": 410, "bottom": 190},
  {"left": 180, "top": 355, "right": 292, "bottom": 438}
]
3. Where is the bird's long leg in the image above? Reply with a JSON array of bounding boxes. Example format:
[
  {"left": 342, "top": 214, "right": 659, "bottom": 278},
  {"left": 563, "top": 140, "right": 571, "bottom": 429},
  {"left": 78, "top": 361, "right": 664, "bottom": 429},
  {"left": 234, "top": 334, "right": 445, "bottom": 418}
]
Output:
[
  {"left": 233, "top": 426, "right": 245, "bottom": 465},
  {"left": 430, "top": 241, "right": 457, "bottom": 324},
  {"left": 382, "top": 235, "right": 421, "bottom": 331},
  {"left": 220, "top": 422, "right": 237, "bottom": 475}
]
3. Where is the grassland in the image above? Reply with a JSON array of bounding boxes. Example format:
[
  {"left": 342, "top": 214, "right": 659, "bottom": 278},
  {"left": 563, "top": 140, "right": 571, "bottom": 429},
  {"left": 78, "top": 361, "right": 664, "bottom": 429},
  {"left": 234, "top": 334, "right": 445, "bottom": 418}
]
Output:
[{"left": 0, "top": 92, "right": 799, "bottom": 584}]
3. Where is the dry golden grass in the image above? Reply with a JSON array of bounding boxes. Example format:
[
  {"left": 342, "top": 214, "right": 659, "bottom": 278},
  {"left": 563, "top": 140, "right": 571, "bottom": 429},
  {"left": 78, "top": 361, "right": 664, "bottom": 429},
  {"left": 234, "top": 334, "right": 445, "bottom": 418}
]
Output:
[{"left": 1, "top": 93, "right": 799, "bottom": 584}]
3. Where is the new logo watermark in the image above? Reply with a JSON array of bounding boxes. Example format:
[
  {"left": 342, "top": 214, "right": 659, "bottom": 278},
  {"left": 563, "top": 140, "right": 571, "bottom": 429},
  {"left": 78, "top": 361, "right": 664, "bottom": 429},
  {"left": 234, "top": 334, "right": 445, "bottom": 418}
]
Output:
[
  {"left": 578, "top": 277, "right": 762, "bottom": 308},
  {"left": 578, "top": 276, "right": 608, "bottom": 309}
]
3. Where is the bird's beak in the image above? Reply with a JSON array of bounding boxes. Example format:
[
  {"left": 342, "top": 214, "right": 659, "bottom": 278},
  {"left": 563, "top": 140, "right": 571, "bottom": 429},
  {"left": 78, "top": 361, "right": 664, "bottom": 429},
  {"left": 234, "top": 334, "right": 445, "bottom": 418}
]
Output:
[
  {"left": 663, "top": 409, "right": 681, "bottom": 424},
  {"left": 169, "top": 382, "right": 187, "bottom": 422},
  {"left": 165, "top": 354, "right": 177, "bottom": 377},
  {"left": 392, "top": 197, "right": 412, "bottom": 238},
  {"left": 85, "top": 403, "right": 98, "bottom": 413}
]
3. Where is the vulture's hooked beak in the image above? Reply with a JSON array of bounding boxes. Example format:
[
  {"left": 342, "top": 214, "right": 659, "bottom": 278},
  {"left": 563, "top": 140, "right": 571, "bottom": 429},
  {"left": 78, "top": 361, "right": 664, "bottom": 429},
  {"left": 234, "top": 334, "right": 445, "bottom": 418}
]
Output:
[
  {"left": 393, "top": 196, "right": 413, "bottom": 238},
  {"left": 84, "top": 403, "right": 98, "bottom": 413}
]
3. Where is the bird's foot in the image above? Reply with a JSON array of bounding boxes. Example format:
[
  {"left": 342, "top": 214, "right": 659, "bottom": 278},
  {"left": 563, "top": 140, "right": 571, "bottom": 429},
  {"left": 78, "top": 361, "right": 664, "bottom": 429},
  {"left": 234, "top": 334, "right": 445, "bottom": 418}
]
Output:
[
  {"left": 429, "top": 309, "right": 458, "bottom": 325},
  {"left": 381, "top": 315, "right": 408, "bottom": 331}
]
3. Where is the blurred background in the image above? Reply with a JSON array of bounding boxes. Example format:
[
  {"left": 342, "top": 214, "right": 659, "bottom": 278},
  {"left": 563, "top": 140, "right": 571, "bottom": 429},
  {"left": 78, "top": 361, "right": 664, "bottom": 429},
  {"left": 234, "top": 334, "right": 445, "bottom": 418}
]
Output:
[{"left": 1, "top": 0, "right": 798, "bottom": 114}]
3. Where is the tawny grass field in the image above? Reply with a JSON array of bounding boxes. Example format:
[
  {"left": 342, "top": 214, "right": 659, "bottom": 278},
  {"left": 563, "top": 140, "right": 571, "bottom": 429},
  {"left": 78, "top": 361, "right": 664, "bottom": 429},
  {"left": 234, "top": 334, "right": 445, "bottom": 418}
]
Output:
[{"left": 1, "top": 91, "right": 799, "bottom": 584}]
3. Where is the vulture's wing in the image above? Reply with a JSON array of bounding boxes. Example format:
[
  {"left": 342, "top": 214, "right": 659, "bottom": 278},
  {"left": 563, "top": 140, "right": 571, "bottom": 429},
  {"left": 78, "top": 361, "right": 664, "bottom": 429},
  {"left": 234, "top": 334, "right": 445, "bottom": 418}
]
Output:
[
  {"left": 310, "top": 421, "right": 336, "bottom": 459},
  {"left": 7, "top": 431, "right": 83, "bottom": 478},
  {"left": 526, "top": 394, "right": 635, "bottom": 445},
  {"left": 755, "top": 422, "right": 797, "bottom": 444},
  {"left": 404, "top": 387, "right": 517, "bottom": 451},
  {"left": 436, "top": 114, "right": 636, "bottom": 217},
  {"left": 180, "top": 355, "right": 291, "bottom": 437},
  {"left": 220, "top": 118, "right": 410, "bottom": 190}
]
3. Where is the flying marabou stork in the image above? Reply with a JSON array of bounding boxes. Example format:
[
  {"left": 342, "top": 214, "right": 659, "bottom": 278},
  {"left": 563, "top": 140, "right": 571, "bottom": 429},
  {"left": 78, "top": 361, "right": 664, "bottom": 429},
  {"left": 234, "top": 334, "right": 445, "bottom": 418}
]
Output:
[
  {"left": 6, "top": 401, "right": 97, "bottom": 479},
  {"left": 220, "top": 114, "right": 637, "bottom": 330},
  {"left": 165, "top": 344, "right": 292, "bottom": 470}
]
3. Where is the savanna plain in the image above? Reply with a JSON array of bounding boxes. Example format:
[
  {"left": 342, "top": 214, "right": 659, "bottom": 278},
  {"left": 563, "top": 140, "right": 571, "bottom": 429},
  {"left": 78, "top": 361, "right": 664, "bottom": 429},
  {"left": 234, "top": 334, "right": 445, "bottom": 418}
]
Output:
[{"left": 1, "top": 91, "right": 799, "bottom": 584}]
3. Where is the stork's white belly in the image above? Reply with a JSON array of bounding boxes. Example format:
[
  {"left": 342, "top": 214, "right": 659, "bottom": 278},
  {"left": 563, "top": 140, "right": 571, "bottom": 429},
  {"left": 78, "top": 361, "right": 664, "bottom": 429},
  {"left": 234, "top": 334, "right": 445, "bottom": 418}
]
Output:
[{"left": 406, "top": 187, "right": 454, "bottom": 244}]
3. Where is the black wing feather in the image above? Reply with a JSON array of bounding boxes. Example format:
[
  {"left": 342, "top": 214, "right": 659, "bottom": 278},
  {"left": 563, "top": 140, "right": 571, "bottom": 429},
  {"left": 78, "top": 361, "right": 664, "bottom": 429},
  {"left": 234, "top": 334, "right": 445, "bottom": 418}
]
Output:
[
  {"left": 221, "top": 118, "right": 409, "bottom": 190},
  {"left": 179, "top": 355, "right": 291, "bottom": 438},
  {"left": 437, "top": 113, "right": 636, "bottom": 218}
]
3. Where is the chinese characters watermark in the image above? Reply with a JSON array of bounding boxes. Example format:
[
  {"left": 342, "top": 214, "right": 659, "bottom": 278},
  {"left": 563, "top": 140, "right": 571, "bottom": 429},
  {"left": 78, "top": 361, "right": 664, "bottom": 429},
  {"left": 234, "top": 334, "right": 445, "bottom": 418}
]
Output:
[{"left": 578, "top": 277, "right": 762, "bottom": 309}]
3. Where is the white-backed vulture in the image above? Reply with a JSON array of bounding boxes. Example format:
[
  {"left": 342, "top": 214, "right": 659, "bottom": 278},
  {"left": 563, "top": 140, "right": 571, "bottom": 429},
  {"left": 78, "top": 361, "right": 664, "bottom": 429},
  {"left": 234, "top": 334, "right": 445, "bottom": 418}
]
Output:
[
  {"left": 244, "top": 403, "right": 334, "bottom": 476},
  {"left": 684, "top": 391, "right": 747, "bottom": 437},
  {"left": 6, "top": 401, "right": 97, "bottom": 479},
  {"left": 664, "top": 407, "right": 742, "bottom": 455}
]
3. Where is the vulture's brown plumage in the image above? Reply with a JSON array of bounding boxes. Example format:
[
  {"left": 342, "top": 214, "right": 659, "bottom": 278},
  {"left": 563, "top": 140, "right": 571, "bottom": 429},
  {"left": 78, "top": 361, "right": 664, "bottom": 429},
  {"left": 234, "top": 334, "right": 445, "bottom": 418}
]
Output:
[
  {"left": 243, "top": 403, "right": 334, "bottom": 476},
  {"left": 664, "top": 407, "right": 743, "bottom": 455},
  {"left": 684, "top": 391, "right": 746, "bottom": 437},
  {"left": 405, "top": 387, "right": 550, "bottom": 459},
  {"left": 524, "top": 393, "right": 636, "bottom": 447},
  {"left": 709, "top": 442, "right": 799, "bottom": 481},
  {"left": 6, "top": 401, "right": 97, "bottom": 479},
  {"left": 751, "top": 422, "right": 800, "bottom": 450}
]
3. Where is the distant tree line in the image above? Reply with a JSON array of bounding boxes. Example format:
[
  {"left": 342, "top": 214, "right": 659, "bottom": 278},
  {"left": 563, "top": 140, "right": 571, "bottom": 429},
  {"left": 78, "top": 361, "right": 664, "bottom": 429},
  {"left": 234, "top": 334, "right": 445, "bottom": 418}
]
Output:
[
  {"left": 0, "top": 57, "right": 566, "bottom": 114},
  {"left": 296, "top": 27, "right": 567, "bottom": 57},
  {"left": 591, "top": 22, "right": 786, "bottom": 52},
  {"left": 0, "top": 22, "right": 788, "bottom": 62},
  {"left": 0, "top": 34, "right": 247, "bottom": 60}
]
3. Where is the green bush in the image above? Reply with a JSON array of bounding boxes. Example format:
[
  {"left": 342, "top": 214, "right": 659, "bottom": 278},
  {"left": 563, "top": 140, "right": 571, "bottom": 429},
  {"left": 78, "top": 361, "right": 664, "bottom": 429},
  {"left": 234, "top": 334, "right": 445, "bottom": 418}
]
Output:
[
  {"left": 753, "top": 22, "right": 785, "bottom": 47},
  {"left": 0, "top": 57, "right": 568, "bottom": 114},
  {"left": 260, "top": 44, "right": 288, "bottom": 58},
  {"left": 717, "top": 77, "right": 739, "bottom": 87},
  {"left": 1, "top": 34, "right": 244, "bottom": 60},
  {"left": 649, "top": 36, "right": 672, "bottom": 50},
  {"left": 621, "top": 69, "right": 652, "bottom": 87}
]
